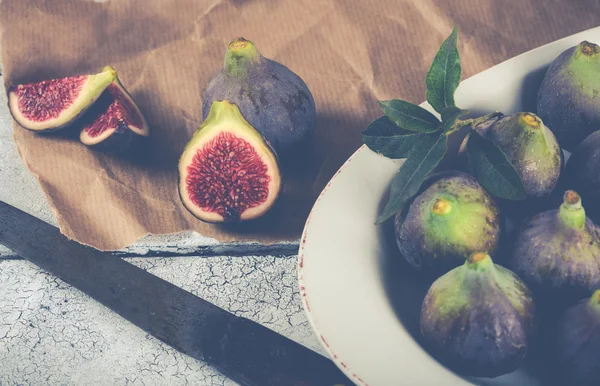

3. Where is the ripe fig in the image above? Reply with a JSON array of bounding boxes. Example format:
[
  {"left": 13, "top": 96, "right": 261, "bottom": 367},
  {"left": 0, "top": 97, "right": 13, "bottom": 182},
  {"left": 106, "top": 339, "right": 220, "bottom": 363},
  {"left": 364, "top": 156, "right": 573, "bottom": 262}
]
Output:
[
  {"left": 178, "top": 100, "right": 281, "bottom": 223},
  {"left": 550, "top": 290, "right": 600, "bottom": 386},
  {"left": 7, "top": 67, "right": 116, "bottom": 131},
  {"left": 464, "top": 112, "right": 562, "bottom": 199},
  {"left": 509, "top": 191, "right": 600, "bottom": 304},
  {"left": 420, "top": 252, "right": 535, "bottom": 378},
  {"left": 79, "top": 67, "right": 149, "bottom": 151},
  {"left": 395, "top": 171, "right": 501, "bottom": 275},
  {"left": 537, "top": 41, "right": 600, "bottom": 151},
  {"left": 564, "top": 130, "right": 600, "bottom": 222},
  {"left": 202, "top": 37, "right": 317, "bottom": 159}
]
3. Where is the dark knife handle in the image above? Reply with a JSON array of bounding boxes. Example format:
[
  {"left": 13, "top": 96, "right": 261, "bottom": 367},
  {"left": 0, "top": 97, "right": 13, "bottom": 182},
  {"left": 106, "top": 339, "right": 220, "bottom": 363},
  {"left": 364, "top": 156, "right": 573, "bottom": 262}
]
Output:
[{"left": 199, "top": 315, "right": 352, "bottom": 386}]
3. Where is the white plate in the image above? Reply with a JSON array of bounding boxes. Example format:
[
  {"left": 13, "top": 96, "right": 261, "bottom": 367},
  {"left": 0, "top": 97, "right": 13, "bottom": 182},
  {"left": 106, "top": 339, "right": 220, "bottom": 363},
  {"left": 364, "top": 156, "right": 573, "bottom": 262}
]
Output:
[{"left": 298, "top": 26, "right": 600, "bottom": 386}]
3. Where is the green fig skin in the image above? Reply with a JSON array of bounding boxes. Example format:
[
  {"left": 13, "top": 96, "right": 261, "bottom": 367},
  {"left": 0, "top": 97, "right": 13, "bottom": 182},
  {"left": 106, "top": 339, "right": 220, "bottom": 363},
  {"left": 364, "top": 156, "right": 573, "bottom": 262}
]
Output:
[
  {"left": 509, "top": 191, "right": 600, "bottom": 304},
  {"left": 537, "top": 41, "right": 600, "bottom": 151},
  {"left": 565, "top": 130, "right": 600, "bottom": 223},
  {"left": 395, "top": 171, "right": 501, "bottom": 276},
  {"left": 551, "top": 290, "right": 600, "bottom": 386},
  {"left": 420, "top": 253, "right": 535, "bottom": 378},
  {"left": 473, "top": 112, "right": 563, "bottom": 198}
]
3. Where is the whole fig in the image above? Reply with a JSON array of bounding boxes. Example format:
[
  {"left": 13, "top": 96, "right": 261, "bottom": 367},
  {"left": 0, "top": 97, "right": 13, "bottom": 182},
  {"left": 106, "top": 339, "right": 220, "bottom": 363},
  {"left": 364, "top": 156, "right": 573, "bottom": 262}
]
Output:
[
  {"left": 509, "top": 190, "right": 600, "bottom": 304},
  {"left": 464, "top": 112, "right": 562, "bottom": 199},
  {"left": 202, "top": 37, "right": 317, "bottom": 159},
  {"left": 420, "top": 252, "right": 535, "bottom": 378},
  {"left": 550, "top": 290, "right": 600, "bottom": 386},
  {"left": 537, "top": 41, "right": 600, "bottom": 151},
  {"left": 395, "top": 171, "right": 501, "bottom": 276},
  {"left": 564, "top": 130, "right": 600, "bottom": 222}
]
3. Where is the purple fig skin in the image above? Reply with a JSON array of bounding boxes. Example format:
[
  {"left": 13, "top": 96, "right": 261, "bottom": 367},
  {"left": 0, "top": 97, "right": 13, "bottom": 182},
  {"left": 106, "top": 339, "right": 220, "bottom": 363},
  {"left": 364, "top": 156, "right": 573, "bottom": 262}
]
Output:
[
  {"left": 420, "top": 253, "right": 535, "bottom": 378},
  {"left": 537, "top": 41, "right": 600, "bottom": 151},
  {"left": 202, "top": 38, "right": 317, "bottom": 159},
  {"left": 551, "top": 290, "right": 600, "bottom": 386},
  {"left": 509, "top": 191, "right": 600, "bottom": 305},
  {"left": 565, "top": 130, "right": 600, "bottom": 223}
]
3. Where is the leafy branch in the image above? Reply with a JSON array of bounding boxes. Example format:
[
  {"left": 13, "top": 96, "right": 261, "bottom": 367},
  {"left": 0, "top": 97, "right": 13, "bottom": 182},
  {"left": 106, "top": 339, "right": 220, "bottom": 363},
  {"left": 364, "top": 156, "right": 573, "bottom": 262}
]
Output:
[{"left": 362, "top": 27, "right": 526, "bottom": 223}]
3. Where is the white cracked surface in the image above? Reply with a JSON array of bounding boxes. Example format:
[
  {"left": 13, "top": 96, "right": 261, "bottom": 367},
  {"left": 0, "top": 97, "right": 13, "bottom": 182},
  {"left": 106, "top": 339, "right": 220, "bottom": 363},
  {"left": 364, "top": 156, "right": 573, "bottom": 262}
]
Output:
[
  {"left": 0, "top": 67, "right": 323, "bottom": 384},
  {"left": 0, "top": 255, "right": 324, "bottom": 385}
]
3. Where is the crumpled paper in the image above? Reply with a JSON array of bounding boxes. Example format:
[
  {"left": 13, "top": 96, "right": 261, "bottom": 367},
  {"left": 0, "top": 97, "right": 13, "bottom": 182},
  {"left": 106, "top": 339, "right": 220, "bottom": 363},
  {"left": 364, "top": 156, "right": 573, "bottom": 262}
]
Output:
[{"left": 1, "top": 0, "right": 599, "bottom": 251}]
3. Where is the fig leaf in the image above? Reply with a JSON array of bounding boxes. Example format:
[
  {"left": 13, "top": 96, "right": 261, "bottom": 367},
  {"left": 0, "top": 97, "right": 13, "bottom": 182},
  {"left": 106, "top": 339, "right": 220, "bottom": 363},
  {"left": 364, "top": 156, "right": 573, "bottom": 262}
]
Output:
[
  {"left": 467, "top": 131, "right": 527, "bottom": 201},
  {"left": 362, "top": 116, "right": 425, "bottom": 158},
  {"left": 426, "top": 27, "right": 461, "bottom": 114},
  {"left": 378, "top": 100, "right": 440, "bottom": 133},
  {"left": 377, "top": 134, "right": 448, "bottom": 223}
]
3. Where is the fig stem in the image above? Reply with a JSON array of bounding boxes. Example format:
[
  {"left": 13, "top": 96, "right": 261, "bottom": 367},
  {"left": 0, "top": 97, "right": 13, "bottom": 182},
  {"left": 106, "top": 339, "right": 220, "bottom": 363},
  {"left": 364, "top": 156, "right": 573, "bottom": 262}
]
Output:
[
  {"left": 447, "top": 111, "right": 503, "bottom": 135},
  {"left": 465, "top": 252, "right": 493, "bottom": 271},
  {"left": 431, "top": 198, "right": 452, "bottom": 215},
  {"left": 224, "top": 37, "right": 262, "bottom": 77},
  {"left": 559, "top": 190, "right": 585, "bottom": 230}
]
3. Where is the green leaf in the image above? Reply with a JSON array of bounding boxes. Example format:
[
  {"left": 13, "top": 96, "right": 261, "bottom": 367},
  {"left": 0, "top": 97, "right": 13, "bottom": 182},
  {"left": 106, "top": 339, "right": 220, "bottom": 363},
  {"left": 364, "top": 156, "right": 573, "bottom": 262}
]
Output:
[
  {"left": 362, "top": 116, "right": 425, "bottom": 158},
  {"left": 377, "top": 134, "right": 448, "bottom": 223},
  {"left": 378, "top": 100, "right": 440, "bottom": 133},
  {"left": 426, "top": 27, "right": 461, "bottom": 114},
  {"left": 467, "top": 132, "right": 527, "bottom": 201},
  {"left": 441, "top": 107, "right": 467, "bottom": 133}
]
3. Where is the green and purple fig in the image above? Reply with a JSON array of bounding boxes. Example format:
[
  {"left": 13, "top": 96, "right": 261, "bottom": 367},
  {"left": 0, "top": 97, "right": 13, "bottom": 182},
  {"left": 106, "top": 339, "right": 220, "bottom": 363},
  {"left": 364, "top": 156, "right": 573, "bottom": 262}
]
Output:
[
  {"left": 537, "top": 41, "right": 600, "bottom": 151},
  {"left": 395, "top": 171, "right": 501, "bottom": 275},
  {"left": 202, "top": 37, "right": 317, "bottom": 160},
  {"left": 550, "top": 290, "right": 600, "bottom": 386},
  {"left": 564, "top": 130, "right": 600, "bottom": 222},
  {"left": 420, "top": 252, "right": 535, "bottom": 378},
  {"left": 509, "top": 190, "right": 600, "bottom": 304},
  {"left": 463, "top": 112, "right": 562, "bottom": 199}
]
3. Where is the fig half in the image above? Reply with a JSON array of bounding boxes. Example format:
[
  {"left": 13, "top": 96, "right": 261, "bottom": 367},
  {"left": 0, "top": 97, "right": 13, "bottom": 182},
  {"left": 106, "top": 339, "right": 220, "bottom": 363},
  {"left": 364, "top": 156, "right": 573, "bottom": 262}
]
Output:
[
  {"left": 79, "top": 67, "right": 149, "bottom": 151},
  {"left": 8, "top": 67, "right": 116, "bottom": 131},
  {"left": 178, "top": 100, "right": 281, "bottom": 223}
]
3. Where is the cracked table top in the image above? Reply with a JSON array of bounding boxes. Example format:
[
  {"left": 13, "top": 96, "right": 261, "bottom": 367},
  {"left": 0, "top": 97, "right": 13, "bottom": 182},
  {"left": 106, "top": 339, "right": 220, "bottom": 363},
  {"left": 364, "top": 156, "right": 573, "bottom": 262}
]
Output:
[{"left": 0, "top": 68, "right": 326, "bottom": 385}]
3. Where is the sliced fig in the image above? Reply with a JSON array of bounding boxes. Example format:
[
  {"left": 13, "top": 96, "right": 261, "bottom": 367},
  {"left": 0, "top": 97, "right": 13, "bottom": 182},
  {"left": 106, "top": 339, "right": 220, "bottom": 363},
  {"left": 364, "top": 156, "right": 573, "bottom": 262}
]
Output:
[
  {"left": 79, "top": 67, "right": 149, "bottom": 151},
  {"left": 178, "top": 100, "right": 281, "bottom": 223},
  {"left": 8, "top": 67, "right": 116, "bottom": 131}
]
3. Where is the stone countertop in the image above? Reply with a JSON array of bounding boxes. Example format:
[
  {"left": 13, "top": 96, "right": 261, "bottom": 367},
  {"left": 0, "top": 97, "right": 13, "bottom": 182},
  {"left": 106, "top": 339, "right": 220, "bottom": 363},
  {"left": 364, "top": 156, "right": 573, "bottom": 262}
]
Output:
[{"left": 0, "top": 69, "right": 325, "bottom": 385}]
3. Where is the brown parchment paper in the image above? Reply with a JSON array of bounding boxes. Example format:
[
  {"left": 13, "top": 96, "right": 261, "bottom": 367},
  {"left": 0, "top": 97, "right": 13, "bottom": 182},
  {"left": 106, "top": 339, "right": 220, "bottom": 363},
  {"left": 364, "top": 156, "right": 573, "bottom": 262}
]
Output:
[{"left": 1, "top": 0, "right": 599, "bottom": 251}]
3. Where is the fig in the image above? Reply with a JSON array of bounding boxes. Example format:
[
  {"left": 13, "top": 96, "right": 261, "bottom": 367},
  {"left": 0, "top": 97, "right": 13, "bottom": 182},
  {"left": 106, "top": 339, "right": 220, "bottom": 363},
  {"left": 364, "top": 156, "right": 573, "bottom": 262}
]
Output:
[
  {"left": 178, "top": 100, "right": 281, "bottom": 223},
  {"left": 564, "top": 130, "right": 600, "bottom": 222},
  {"left": 550, "top": 290, "right": 600, "bottom": 386},
  {"left": 463, "top": 112, "right": 562, "bottom": 199},
  {"left": 395, "top": 171, "right": 501, "bottom": 275},
  {"left": 202, "top": 37, "right": 317, "bottom": 159},
  {"left": 79, "top": 67, "right": 149, "bottom": 151},
  {"left": 420, "top": 252, "right": 535, "bottom": 378},
  {"left": 7, "top": 67, "right": 116, "bottom": 131},
  {"left": 537, "top": 41, "right": 600, "bottom": 151},
  {"left": 509, "top": 191, "right": 600, "bottom": 304}
]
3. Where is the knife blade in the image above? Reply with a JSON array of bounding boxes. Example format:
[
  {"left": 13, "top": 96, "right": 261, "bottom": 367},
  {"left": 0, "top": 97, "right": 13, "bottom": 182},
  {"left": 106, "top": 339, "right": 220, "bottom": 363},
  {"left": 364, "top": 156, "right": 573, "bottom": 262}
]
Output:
[{"left": 0, "top": 201, "right": 351, "bottom": 386}]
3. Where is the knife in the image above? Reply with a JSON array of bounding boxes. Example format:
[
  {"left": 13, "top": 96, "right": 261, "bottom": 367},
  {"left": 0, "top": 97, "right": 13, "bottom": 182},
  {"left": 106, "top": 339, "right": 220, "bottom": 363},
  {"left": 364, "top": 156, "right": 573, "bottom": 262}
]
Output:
[{"left": 0, "top": 201, "right": 351, "bottom": 386}]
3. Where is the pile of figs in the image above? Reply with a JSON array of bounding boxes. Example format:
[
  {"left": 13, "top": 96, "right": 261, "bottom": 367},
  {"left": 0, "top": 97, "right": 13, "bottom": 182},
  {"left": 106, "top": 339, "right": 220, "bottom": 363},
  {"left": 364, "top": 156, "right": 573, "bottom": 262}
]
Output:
[
  {"left": 394, "top": 41, "right": 600, "bottom": 384},
  {"left": 6, "top": 37, "right": 317, "bottom": 224}
]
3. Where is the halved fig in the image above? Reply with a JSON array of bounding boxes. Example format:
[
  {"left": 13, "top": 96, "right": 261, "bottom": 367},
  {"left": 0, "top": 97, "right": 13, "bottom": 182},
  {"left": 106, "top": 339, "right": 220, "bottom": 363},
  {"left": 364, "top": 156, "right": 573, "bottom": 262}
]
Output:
[
  {"left": 178, "top": 100, "right": 281, "bottom": 223},
  {"left": 79, "top": 67, "right": 149, "bottom": 151},
  {"left": 8, "top": 67, "right": 116, "bottom": 131}
]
